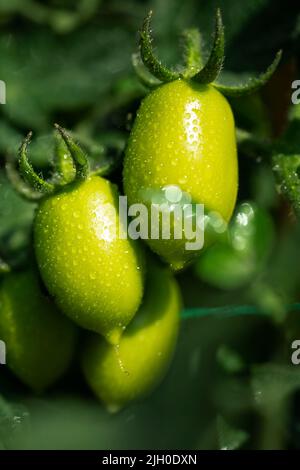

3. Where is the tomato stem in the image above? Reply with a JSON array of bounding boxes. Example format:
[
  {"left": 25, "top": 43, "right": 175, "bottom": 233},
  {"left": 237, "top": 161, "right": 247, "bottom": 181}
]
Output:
[{"left": 181, "top": 302, "right": 299, "bottom": 321}]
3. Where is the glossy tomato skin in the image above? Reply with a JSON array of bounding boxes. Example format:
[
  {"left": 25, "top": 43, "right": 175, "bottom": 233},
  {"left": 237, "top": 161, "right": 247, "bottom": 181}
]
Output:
[
  {"left": 123, "top": 79, "right": 238, "bottom": 270},
  {"left": 0, "top": 269, "right": 77, "bottom": 392},
  {"left": 81, "top": 262, "right": 181, "bottom": 412},
  {"left": 34, "top": 176, "right": 145, "bottom": 345}
]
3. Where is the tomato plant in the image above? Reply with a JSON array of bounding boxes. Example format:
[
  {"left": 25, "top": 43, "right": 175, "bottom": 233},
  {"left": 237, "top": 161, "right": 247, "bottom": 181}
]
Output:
[{"left": 0, "top": 0, "right": 298, "bottom": 452}]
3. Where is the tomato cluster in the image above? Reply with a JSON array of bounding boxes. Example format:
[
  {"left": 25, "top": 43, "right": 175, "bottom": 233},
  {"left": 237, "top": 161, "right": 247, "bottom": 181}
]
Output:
[{"left": 0, "top": 10, "right": 279, "bottom": 411}]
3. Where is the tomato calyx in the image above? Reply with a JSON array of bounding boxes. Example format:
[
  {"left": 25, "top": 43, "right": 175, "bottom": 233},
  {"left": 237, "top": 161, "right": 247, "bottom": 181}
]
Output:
[
  {"left": 7, "top": 124, "right": 122, "bottom": 202},
  {"left": 5, "top": 125, "right": 88, "bottom": 201},
  {"left": 138, "top": 10, "right": 181, "bottom": 83},
  {"left": 19, "top": 131, "right": 58, "bottom": 196},
  {"left": 54, "top": 124, "right": 89, "bottom": 181},
  {"left": 180, "top": 28, "right": 202, "bottom": 79},
  {"left": 192, "top": 9, "right": 224, "bottom": 84},
  {"left": 134, "top": 9, "right": 282, "bottom": 96}
]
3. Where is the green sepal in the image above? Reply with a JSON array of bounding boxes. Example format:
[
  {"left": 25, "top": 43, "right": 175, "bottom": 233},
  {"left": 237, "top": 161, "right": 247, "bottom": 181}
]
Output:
[
  {"left": 132, "top": 52, "right": 162, "bottom": 89},
  {"left": 273, "top": 153, "right": 300, "bottom": 216},
  {"left": 139, "top": 10, "right": 180, "bottom": 83},
  {"left": 18, "top": 132, "right": 56, "bottom": 195},
  {"left": 192, "top": 9, "right": 224, "bottom": 84},
  {"left": 54, "top": 132, "right": 76, "bottom": 185},
  {"left": 180, "top": 28, "right": 202, "bottom": 79},
  {"left": 214, "top": 50, "right": 282, "bottom": 97},
  {"left": 5, "top": 158, "right": 44, "bottom": 202},
  {"left": 54, "top": 124, "right": 89, "bottom": 181}
]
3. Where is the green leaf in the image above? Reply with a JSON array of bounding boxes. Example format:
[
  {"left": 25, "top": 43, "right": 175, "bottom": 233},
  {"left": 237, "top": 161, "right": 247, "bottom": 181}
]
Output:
[
  {"left": 251, "top": 364, "right": 300, "bottom": 449},
  {"left": 0, "top": 395, "right": 29, "bottom": 450},
  {"left": 0, "top": 25, "right": 134, "bottom": 131},
  {"left": 0, "top": 170, "right": 35, "bottom": 263},
  {"left": 273, "top": 153, "right": 300, "bottom": 216},
  {"left": 251, "top": 364, "right": 300, "bottom": 409},
  {"left": 217, "top": 345, "right": 245, "bottom": 374},
  {"left": 0, "top": 258, "right": 10, "bottom": 274},
  {"left": 0, "top": 0, "right": 103, "bottom": 33},
  {"left": 233, "top": 94, "right": 272, "bottom": 139},
  {"left": 0, "top": 120, "right": 23, "bottom": 158},
  {"left": 217, "top": 415, "right": 249, "bottom": 450}
]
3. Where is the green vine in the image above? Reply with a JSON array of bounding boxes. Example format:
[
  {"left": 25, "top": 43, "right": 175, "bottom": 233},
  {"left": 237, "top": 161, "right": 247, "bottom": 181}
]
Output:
[{"left": 182, "top": 302, "right": 300, "bottom": 321}]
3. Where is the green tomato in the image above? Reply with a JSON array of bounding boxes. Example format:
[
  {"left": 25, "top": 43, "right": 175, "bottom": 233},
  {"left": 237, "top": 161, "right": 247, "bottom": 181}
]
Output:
[
  {"left": 229, "top": 201, "right": 274, "bottom": 260},
  {"left": 81, "top": 262, "right": 181, "bottom": 412},
  {"left": 123, "top": 80, "right": 238, "bottom": 270},
  {"left": 34, "top": 175, "right": 144, "bottom": 345},
  {"left": 195, "top": 202, "right": 274, "bottom": 289},
  {"left": 0, "top": 268, "right": 76, "bottom": 392}
]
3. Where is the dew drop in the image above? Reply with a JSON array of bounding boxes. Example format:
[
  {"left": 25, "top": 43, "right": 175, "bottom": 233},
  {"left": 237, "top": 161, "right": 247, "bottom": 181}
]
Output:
[{"left": 114, "top": 344, "right": 130, "bottom": 376}]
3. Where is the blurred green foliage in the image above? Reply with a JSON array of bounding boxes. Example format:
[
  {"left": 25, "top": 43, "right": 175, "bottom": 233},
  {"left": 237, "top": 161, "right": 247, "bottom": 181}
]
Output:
[{"left": 0, "top": 0, "right": 300, "bottom": 451}]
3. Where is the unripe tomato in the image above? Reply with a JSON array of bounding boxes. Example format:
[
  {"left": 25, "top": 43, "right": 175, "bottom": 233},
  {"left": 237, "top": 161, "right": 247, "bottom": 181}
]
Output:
[
  {"left": 0, "top": 269, "right": 76, "bottom": 392},
  {"left": 81, "top": 262, "right": 181, "bottom": 412},
  {"left": 123, "top": 80, "right": 238, "bottom": 270},
  {"left": 34, "top": 175, "right": 144, "bottom": 345},
  {"left": 195, "top": 202, "right": 274, "bottom": 289}
]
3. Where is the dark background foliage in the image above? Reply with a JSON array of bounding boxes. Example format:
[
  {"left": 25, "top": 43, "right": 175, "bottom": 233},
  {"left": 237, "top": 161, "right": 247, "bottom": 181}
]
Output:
[{"left": 0, "top": 0, "right": 300, "bottom": 450}]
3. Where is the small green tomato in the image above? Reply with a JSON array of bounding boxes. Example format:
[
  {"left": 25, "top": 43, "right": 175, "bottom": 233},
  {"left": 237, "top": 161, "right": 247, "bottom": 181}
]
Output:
[
  {"left": 34, "top": 175, "right": 145, "bottom": 345},
  {"left": 13, "top": 126, "right": 145, "bottom": 346},
  {"left": 81, "top": 262, "right": 181, "bottom": 412},
  {"left": 195, "top": 201, "right": 274, "bottom": 289},
  {"left": 0, "top": 268, "right": 77, "bottom": 392}
]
